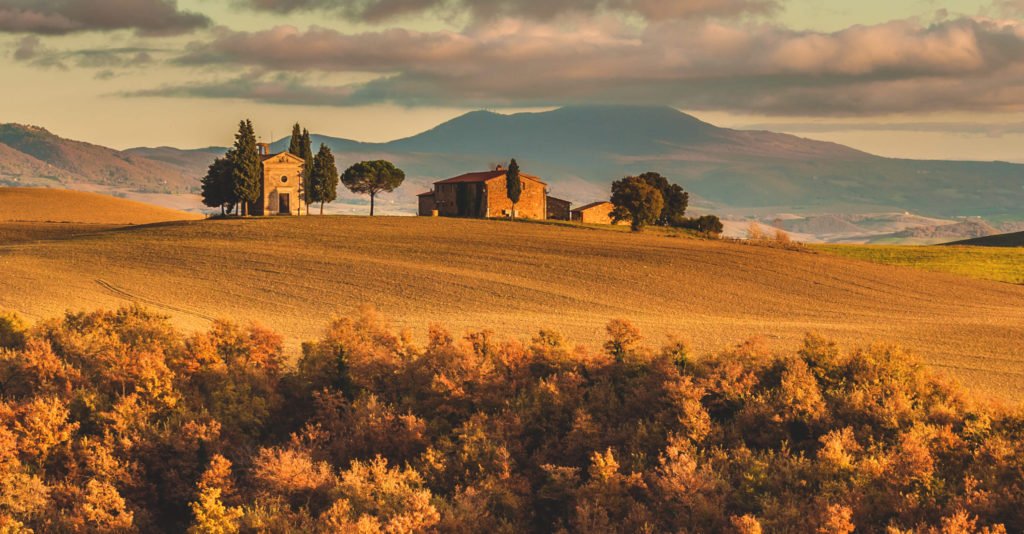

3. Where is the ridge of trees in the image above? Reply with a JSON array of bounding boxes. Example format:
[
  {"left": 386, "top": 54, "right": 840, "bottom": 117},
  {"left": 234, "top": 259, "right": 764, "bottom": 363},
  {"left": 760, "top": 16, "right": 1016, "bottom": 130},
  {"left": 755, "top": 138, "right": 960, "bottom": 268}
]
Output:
[
  {"left": 202, "top": 121, "right": 405, "bottom": 217},
  {"left": 610, "top": 171, "right": 722, "bottom": 234},
  {"left": 0, "top": 307, "right": 1020, "bottom": 533}
]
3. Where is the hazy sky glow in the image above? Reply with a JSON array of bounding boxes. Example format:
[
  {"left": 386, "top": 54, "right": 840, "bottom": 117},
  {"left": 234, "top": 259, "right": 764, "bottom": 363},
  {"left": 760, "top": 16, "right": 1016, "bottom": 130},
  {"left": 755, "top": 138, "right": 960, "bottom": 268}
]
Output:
[{"left": 1, "top": 0, "right": 1022, "bottom": 161}]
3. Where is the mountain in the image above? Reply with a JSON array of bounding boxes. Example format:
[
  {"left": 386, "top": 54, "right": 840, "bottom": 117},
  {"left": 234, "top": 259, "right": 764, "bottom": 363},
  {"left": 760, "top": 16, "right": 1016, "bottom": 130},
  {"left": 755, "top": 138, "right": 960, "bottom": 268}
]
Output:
[
  {"left": 122, "top": 146, "right": 224, "bottom": 179},
  {"left": 3, "top": 106, "right": 1023, "bottom": 221},
  {"left": 0, "top": 124, "right": 201, "bottom": 193}
]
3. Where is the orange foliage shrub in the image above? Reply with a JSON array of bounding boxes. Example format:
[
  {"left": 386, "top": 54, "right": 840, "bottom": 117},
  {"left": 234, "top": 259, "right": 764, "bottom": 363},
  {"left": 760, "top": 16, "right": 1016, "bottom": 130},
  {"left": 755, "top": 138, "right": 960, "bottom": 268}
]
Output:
[{"left": 0, "top": 307, "right": 1021, "bottom": 533}]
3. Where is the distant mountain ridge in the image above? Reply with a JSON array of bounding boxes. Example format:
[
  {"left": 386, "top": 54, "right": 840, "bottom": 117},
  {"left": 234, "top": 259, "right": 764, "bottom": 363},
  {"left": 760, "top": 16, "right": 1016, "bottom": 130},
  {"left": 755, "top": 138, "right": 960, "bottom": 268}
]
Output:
[
  {"left": 2, "top": 106, "right": 1023, "bottom": 220},
  {"left": 0, "top": 124, "right": 206, "bottom": 193},
  {"left": 270, "top": 106, "right": 1024, "bottom": 218}
]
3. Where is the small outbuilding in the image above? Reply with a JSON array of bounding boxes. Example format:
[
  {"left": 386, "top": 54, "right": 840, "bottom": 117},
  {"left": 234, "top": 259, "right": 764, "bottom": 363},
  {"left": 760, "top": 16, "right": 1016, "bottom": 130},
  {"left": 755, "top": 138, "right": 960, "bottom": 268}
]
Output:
[
  {"left": 546, "top": 196, "right": 572, "bottom": 221},
  {"left": 417, "top": 191, "right": 437, "bottom": 216},
  {"left": 571, "top": 201, "right": 622, "bottom": 225}
]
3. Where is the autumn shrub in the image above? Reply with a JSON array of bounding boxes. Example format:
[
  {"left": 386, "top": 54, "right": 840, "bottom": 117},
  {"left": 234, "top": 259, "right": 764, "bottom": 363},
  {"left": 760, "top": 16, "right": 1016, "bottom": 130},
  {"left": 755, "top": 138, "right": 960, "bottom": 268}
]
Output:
[{"left": 0, "top": 306, "right": 1022, "bottom": 533}]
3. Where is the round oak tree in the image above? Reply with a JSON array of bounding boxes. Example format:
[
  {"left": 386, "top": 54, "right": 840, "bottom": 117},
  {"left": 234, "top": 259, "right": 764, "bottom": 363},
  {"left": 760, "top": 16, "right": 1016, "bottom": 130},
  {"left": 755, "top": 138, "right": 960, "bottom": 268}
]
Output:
[
  {"left": 610, "top": 175, "right": 665, "bottom": 232},
  {"left": 636, "top": 172, "right": 689, "bottom": 227},
  {"left": 341, "top": 160, "right": 406, "bottom": 216}
]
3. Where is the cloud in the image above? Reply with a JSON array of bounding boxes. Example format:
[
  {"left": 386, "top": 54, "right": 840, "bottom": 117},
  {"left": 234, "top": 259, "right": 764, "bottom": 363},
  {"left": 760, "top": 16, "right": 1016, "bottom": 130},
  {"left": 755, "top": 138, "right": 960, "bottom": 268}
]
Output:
[
  {"left": 738, "top": 121, "right": 1024, "bottom": 137},
  {"left": 146, "top": 16, "right": 1024, "bottom": 116},
  {"left": 11, "top": 35, "right": 161, "bottom": 70},
  {"left": 127, "top": 71, "right": 361, "bottom": 104},
  {"left": 11, "top": 34, "right": 40, "bottom": 60},
  {"left": 236, "top": 0, "right": 779, "bottom": 23},
  {"left": 0, "top": 0, "right": 211, "bottom": 35}
]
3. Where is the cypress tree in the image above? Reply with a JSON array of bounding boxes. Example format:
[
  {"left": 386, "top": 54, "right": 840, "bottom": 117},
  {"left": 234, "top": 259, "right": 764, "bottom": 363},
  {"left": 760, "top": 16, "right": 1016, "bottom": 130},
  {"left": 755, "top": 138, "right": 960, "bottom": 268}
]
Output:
[
  {"left": 307, "top": 144, "right": 339, "bottom": 215},
  {"left": 300, "top": 128, "right": 313, "bottom": 214},
  {"left": 228, "top": 120, "right": 261, "bottom": 217},
  {"left": 287, "top": 123, "right": 303, "bottom": 156},
  {"left": 506, "top": 158, "right": 522, "bottom": 219},
  {"left": 200, "top": 156, "right": 235, "bottom": 215}
]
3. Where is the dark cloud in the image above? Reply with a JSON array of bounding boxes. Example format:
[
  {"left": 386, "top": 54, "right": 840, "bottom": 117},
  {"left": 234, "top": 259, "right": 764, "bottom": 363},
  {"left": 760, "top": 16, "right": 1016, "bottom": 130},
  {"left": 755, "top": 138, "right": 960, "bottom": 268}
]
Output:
[
  {"left": 149, "top": 16, "right": 1024, "bottom": 116},
  {"left": 0, "top": 0, "right": 211, "bottom": 35},
  {"left": 237, "top": 0, "right": 779, "bottom": 22},
  {"left": 12, "top": 34, "right": 40, "bottom": 60}
]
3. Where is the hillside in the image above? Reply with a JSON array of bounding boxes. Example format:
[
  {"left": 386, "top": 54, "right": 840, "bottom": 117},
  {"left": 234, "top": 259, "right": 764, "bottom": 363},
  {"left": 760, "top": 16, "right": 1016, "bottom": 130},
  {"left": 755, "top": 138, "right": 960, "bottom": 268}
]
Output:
[
  {"left": 1, "top": 216, "right": 1022, "bottom": 399},
  {"left": 0, "top": 187, "right": 202, "bottom": 224},
  {"left": 0, "top": 124, "right": 200, "bottom": 193},
  {"left": 948, "top": 230, "right": 1024, "bottom": 247}
]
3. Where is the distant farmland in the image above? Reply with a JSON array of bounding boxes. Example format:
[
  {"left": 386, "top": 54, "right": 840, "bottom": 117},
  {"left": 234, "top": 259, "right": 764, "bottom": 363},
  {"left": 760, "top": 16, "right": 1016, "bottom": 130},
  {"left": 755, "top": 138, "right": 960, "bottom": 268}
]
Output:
[
  {"left": 2, "top": 215, "right": 1024, "bottom": 400},
  {"left": 813, "top": 244, "right": 1024, "bottom": 285}
]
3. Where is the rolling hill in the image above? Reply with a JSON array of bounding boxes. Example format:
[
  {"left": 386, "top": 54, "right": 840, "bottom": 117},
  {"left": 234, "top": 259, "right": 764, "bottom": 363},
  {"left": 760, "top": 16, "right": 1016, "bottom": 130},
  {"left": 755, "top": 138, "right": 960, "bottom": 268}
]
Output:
[
  {"left": 948, "top": 231, "right": 1024, "bottom": 247},
  {"left": 0, "top": 187, "right": 202, "bottom": 225},
  {"left": 1, "top": 216, "right": 1022, "bottom": 399}
]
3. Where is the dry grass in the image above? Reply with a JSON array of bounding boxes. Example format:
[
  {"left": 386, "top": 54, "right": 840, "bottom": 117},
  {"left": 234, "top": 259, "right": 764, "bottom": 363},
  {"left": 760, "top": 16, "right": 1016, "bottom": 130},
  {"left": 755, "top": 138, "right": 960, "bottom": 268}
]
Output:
[
  {"left": 0, "top": 187, "right": 202, "bottom": 225},
  {"left": 813, "top": 244, "right": 1024, "bottom": 285},
  {"left": 1, "top": 216, "right": 1023, "bottom": 400}
]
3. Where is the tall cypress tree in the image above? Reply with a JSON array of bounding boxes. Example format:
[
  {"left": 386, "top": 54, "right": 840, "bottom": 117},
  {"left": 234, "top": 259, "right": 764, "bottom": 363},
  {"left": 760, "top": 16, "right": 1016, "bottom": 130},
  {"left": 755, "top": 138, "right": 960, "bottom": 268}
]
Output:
[
  {"left": 307, "top": 144, "right": 339, "bottom": 215},
  {"left": 506, "top": 158, "right": 522, "bottom": 219},
  {"left": 287, "top": 123, "right": 303, "bottom": 156},
  {"left": 299, "top": 128, "right": 313, "bottom": 214},
  {"left": 228, "top": 120, "right": 261, "bottom": 216}
]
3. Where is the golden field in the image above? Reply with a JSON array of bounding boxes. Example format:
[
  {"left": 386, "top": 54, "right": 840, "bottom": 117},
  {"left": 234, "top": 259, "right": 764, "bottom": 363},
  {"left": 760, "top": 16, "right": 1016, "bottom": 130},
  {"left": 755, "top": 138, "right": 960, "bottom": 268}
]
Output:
[
  {"left": 0, "top": 187, "right": 203, "bottom": 225},
  {"left": 2, "top": 204, "right": 1024, "bottom": 399}
]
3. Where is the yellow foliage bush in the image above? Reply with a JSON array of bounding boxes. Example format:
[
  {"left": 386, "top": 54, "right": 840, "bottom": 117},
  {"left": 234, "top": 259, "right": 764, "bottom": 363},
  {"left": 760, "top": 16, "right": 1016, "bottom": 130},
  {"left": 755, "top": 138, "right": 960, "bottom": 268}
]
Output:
[{"left": 0, "top": 307, "right": 1019, "bottom": 533}]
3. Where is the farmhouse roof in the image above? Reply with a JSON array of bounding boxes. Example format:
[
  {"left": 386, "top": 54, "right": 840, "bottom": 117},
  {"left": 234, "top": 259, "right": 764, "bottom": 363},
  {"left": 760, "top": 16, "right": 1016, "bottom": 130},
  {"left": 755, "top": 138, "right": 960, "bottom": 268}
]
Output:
[
  {"left": 261, "top": 151, "right": 305, "bottom": 163},
  {"left": 572, "top": 201, "right": 612, "bottom": 213},
  {"left": 417, "top": 191, "right": 435, "bottom": 197},
  {"left": 434, "top": 170, "right": 546, "bottom": 186}
]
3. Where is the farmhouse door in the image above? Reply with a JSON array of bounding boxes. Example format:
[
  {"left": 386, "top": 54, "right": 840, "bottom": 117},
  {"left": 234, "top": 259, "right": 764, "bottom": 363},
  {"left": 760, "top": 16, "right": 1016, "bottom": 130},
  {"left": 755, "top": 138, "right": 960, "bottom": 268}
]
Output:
[{"left": 279, "top": 193, "right": 290, "bottom": 214}]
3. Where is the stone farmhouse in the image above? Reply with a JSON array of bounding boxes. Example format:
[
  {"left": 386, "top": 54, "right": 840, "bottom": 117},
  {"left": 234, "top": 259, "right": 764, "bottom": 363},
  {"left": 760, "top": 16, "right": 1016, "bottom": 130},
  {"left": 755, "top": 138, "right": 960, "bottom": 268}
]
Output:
[
  {"left": 418, "top": 165, "right": 549, "bottom": 219},
  {"left": 249, "top": 143, "right": 306, "bottom": 216}
]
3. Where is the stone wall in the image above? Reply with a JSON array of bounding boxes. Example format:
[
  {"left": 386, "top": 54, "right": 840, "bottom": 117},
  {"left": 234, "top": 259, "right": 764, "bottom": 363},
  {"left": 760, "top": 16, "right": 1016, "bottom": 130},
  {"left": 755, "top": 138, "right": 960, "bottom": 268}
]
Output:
[
  {"left": 484, "top": 176, "right": 546, "bottom": 220},
  {"left": 418, "top": 194, "right": 436, "bottom": 216}
]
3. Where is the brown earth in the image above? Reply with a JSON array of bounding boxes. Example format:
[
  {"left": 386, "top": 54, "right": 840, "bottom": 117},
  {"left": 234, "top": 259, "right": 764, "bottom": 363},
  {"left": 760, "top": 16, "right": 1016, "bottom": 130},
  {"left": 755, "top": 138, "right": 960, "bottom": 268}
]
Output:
[
  {"left": 0, "top": 187, "right": 203, "bottom": 225},
  {"left": 1, "top": 216, "right": 1023, "bottom": 400}
]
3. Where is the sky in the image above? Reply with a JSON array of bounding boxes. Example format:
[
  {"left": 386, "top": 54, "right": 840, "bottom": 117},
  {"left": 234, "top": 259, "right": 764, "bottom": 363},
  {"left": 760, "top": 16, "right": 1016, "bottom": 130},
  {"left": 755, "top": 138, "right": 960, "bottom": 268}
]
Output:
[{"left": 0, "top": 0, "right": 1022, "bottom": 162}]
